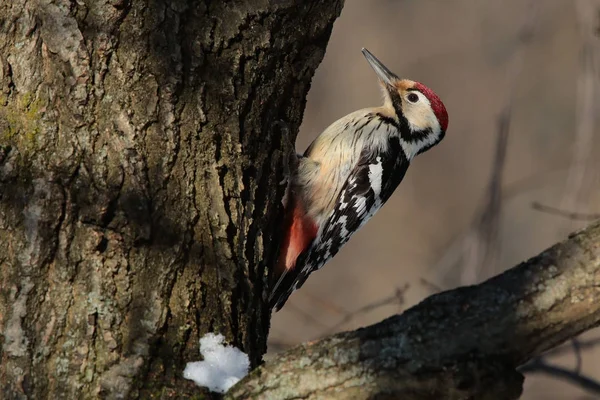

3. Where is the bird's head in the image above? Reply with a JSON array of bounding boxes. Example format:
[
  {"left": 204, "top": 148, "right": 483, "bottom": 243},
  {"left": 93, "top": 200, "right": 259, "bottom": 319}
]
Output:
[{"left": 362, "top": 48, "right": 448, "bottom": 158}]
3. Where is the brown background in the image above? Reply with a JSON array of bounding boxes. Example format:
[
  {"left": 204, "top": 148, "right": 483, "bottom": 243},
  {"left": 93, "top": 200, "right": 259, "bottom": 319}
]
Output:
[{"left": 269, "top": 1, "right": 600, "bottom": 399}]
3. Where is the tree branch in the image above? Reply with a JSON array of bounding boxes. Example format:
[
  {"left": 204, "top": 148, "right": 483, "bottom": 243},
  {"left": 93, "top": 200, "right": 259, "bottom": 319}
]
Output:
[
  {"left": 520, "top": 358, "right": 600, "bottom": 395},
  {"left": 532, "top": 202, "right": 600, "bottom": 221},
  {"left": 229, "top": 221, "right": 600, "bottom": 400}
]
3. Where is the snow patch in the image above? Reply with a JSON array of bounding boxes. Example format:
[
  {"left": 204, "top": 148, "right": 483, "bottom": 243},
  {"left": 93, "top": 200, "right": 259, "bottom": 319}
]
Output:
[{"left": 183, "top": 333, "right": 250, "bottom": 394}]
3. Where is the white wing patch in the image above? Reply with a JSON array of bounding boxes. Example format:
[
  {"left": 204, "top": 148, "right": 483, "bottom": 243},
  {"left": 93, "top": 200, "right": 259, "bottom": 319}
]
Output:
[
  {"left": 353, "top": 196, "right": 368, "bottom": 214},
  {"left": 368, "top": 157, "right": 383, "bottom": 196}
]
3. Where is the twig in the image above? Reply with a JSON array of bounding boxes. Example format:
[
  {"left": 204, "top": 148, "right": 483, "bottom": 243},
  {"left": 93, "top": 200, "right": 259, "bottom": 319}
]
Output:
[
  {"left": 460, "top": 106, "right": 510, "bottom": 282},
  {"left": 298, "top": 290, "right": 351, "bottom": 316},
  {"left": 559, "top": 0, "right": 600, "bottom": 231},
  {"left": 434, "top": 162, "right": 574, "bottom": 281},
  {"left": 457, "top": 2, "right": 538, "bottom": 285},
  {"left": 539, "top": 335, "right": 600, "bottom": 358},
  {"left": 419, "top": 277, "right": 443, "bottom": 294},
  {"left": 284, "top": 301, "right": 329, "bottom": 329},
  {"left": 520, "top": 358, "right": 600, "bottom": 396},
  {"left": 572, "top": 338, "right": 583, "bottom": 374},
  {"left": 532, "top": 202, "right": 600, "bottom": 221},
  {"left": 322, "top": 284, "right": 409, "bottom": 335}
]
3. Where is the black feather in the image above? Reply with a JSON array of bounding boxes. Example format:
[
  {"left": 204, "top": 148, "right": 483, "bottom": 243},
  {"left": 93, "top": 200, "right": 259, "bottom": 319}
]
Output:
[{"left": 271, "top": 136, "right": 409, "bottom": 311}]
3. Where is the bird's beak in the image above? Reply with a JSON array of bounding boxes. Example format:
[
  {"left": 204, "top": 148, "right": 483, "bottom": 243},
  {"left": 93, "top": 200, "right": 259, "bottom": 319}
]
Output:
[{"left": 362, "top": 48, "right": 399, "bottom": 86}]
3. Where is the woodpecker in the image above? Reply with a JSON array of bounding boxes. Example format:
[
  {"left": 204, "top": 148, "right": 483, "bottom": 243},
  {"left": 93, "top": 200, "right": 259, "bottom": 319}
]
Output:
[{"left": 270, "top": 48, "right": 448, "bottom": 311}]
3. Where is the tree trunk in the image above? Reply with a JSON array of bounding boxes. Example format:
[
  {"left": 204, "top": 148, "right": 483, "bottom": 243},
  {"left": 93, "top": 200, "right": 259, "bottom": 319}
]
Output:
[{"left": 0, "top": 0, "right": 343, "bottom": 398}]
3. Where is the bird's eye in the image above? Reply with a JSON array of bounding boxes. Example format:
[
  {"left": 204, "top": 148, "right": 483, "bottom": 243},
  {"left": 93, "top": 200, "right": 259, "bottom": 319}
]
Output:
[{"left": 406, "top": 93, "right": 419, "bottom": 103}]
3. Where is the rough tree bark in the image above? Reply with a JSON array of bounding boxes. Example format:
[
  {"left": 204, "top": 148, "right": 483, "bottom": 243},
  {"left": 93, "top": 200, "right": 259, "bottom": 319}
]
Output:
[
  {"left": 0, "top": 0, "right": 343, "bottom": 398},
  {"left": 230, "top": 221, "right": 600, "bottom": 400}
]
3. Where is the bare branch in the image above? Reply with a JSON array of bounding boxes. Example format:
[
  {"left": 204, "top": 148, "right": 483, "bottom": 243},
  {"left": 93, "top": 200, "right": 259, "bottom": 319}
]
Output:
[
  {"left": 322, "top": 284, "right": 409, "bottom": 335},
  {"left": 420, "top": 277, "right": 444, "bottom": 294},
  {"left": 520, "top": 358, "right": 600, "bottom": 395},
  {"left": 540, "top": 336, "right": 600, "bottom": 358},
  {"left": 559, "top": 0, "right": 600, "bottom": 232},
  {"left": 458, "top": 2, "right": 538, "bottom": 284},
  {"left": 572, "top": 338, "right": 583, "bottom": 374},
  {"left": 518, "top": 335, "right": 600, "bottom": 396},
  {"left": 229, "top": 221, "right": 600, "bottom": 400},
  {"left": 283, "top": 302, "right": 329, "bottom": 330},
  {"left": 532, "top": 202, "right": 600, "bottom": 221}
]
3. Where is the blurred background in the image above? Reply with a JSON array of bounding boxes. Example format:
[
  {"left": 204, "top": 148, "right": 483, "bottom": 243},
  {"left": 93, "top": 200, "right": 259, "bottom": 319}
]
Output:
[{"left": 269, "top": 1, "right": 600, "bottom": 398}]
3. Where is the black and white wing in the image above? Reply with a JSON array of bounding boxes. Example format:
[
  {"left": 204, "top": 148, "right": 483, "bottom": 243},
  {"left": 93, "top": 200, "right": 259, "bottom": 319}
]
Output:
[{"left": 271, "top": 137, "right": 409, "bottom": 310}]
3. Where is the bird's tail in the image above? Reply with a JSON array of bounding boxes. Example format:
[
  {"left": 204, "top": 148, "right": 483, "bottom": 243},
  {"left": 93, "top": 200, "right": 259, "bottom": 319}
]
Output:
[{"left": 270, "top": 193, "right": 317, "bottom": 311}]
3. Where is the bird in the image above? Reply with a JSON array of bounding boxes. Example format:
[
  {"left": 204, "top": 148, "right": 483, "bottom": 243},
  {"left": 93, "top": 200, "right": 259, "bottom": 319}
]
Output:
[{"left": 270, "top": 48, "right": 448, "bottom": 311}]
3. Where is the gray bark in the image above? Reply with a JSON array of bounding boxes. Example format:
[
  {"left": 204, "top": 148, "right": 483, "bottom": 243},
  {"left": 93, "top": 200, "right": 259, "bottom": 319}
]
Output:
[
  {"left": 0, "top": 0, "right": 343, "bottom": 398},
  {"left": 229, "top": 221, "right": 600, "bottom": 400}
]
